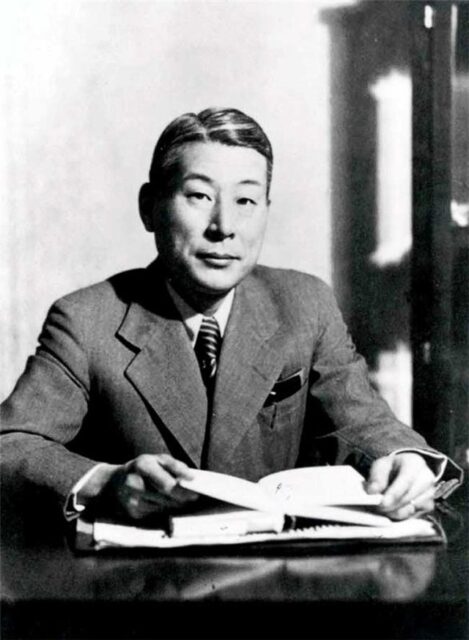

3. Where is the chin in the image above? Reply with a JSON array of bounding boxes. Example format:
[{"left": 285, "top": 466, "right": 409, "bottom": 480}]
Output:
[
  {"left": 192, "top": 265, "right": 246, "bottom": 293},
  {"left": 195, "top": 277, "right": 238, "bottom": 296}
]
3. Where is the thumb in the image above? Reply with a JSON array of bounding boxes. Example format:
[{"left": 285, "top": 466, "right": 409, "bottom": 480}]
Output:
[{"left": 366, "top": 456, "right": 394, "bottom": 494}]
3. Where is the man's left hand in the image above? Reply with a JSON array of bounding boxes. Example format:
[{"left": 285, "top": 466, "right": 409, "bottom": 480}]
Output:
[{"left": 366, "top": 453, "right": 436, "bottom": 520}]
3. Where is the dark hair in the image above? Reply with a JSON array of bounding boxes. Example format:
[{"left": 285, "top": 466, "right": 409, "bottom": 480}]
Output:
[{"left": 148, "top": 107, "right": 273, "bottom": 197}]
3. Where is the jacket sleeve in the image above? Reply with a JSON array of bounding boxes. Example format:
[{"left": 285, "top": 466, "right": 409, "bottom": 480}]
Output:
[
  {"left": 0, "top": 297, "right": 100, "bottom": 509},
  {"left": 307, "top": 281, "right": 463, "bottom": 494}
]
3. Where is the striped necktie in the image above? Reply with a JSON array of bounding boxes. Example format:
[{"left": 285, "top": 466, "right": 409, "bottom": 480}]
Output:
[{"left": 194, "top": 317, "right": 221, "bottom": 389}]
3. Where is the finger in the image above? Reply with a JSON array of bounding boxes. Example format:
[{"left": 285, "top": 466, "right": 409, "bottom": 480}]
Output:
[
  {"left": 157, "top": 454, "right": 195, "bottom": 481},
  {"left": 383, "top": 485, "right": 436, "bottom": 520},
  {"left": 388, "top": 474, "right": 436, "bottom": 513},
  {"left": 385, "top": 491, "right": 436, "bottom": 521},
  {"left": 381, "top": 462, "right": 435, "bottom": 511},
  {"left": 128, "top": 495, "right": 179, "bottom": 519},
  {"left": 140, "top": 484, "right": 199, "bottom": 504},
  {"left": 123, "top": 470, "right": 146, "bottom": 492},
  {"left": 125, "top": 494, "right": 159, "bottom": 519},
  {"left": 112, "top": 456, "right": 197, "bottom": 520},
  {"left": 125, "top": 486, "right": 199, "bottom": 519},
  {"left": 169, "top": 485, "right": 200, "bottom": 502},
  {"left": 366, "top": 456, "right": 394, "bottom": 494},
  {"left": 131, "top": 456, "right": 198, "bottom": 503},
  {"left": 105, "top": 465, "right": 173, "bottom": 519},
  {"left": 122, "top": 482, "right": 181, "bottom": 518},
  {"left": 379, "top": 454, "right": 423, "bottom": 509},
  {"left": 133, "top": 455, "right": 181, "bottom": 495}
]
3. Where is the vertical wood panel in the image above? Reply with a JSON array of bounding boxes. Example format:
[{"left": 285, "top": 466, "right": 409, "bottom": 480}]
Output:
[{"left": 410, "top": 2, "right": 454, "bottom": 452}]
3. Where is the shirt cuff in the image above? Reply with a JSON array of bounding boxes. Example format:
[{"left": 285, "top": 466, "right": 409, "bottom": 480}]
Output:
[
  {"left": 63, "top": 463, "right": 108, "bottom": 521},
  {"left": 389, "top": 448, "right": 464, "bottom": 500}
]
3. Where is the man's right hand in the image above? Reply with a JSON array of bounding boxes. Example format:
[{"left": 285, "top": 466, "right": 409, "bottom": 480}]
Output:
[
  {"left": 109, "top": 454, "right": 198, "bottom": 519},
  {"left": 77, "top": 454, "right": 198, "bottom": 520}
]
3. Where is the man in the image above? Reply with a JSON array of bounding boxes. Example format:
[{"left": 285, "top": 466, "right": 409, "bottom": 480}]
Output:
[{"left": 0, "top": 108, "right": 462, "bottom": 524}]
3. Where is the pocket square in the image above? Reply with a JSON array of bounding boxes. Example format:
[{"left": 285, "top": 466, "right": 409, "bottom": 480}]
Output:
[{"left": 266, "top": 369, "right": 305, "bottom": 404}]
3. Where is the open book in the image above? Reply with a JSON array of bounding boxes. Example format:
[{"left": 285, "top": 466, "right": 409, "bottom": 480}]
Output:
[
  {"left": 179, "top": 465, "right": 388, "bottom": 526},
  {"left": 75, "top": 466, "right": 445, "bottom": 550}
]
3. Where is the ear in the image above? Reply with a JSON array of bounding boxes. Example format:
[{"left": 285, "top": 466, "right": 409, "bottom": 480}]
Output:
[{"left": 139, "top": 183, "right": 157, "bottom": 232}]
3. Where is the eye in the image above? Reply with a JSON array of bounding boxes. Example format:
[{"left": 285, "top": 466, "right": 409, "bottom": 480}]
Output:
[
  {"left": 237, "top": 197, "right": 257, "bottom": 206},
  {"left": 187, "top": 192, "right": 212, "bottom": 202}
]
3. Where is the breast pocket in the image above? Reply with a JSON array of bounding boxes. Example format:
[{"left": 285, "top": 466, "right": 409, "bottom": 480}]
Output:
[
  {"left": 257, "top": 369, "right": 308, "bottom": 469},
  {"left": 258, "top": 369, "right": 307, "bottom": 436},
  {"left": 264, "top": 368, "right": 306, "bottom": 407}
]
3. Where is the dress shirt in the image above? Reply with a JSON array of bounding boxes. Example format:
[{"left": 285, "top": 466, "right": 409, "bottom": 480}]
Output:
[{"left": 165, "top": 282, "right": 234, "bottom": 345}]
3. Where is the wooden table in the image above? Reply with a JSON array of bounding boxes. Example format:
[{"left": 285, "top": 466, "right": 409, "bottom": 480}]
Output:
[{"left": 1, "top": 486, "right": 467, "bottom": 639}]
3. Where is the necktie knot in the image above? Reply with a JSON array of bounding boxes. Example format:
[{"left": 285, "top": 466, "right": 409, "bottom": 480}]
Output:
[{"left": 194, "top": 317, "right": 221, "bottom": 387}]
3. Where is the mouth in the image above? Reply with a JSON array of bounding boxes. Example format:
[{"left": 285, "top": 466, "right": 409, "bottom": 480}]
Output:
[{"left": 198, "top": 252, "right": 239, "bottom": 267}]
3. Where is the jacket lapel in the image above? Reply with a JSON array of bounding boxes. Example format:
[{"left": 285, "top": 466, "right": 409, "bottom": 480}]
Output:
[
  {"left": 207, "top": 274, "right": 285, "bottom": 468},
  {"left": 116, "top": 264, "right": 207, "bottom": 467}
]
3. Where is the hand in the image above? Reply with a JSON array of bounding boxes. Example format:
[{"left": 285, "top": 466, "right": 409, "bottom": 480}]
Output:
[
  {"left": 105, "top": 454, "right": 198, "bottom": 520},
  {"left": 366, "top": 453, "right": 436, "bottom": 520}
]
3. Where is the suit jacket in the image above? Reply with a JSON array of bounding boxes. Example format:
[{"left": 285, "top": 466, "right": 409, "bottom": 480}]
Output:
[{"left": 0, "top": 261, "right": 458, "bottom": 509}]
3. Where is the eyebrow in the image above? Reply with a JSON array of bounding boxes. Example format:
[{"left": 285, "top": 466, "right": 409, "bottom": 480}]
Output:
[
  {"left": 238, "top": 179, "right": 263, "bottom": 188},
  {"left": 183, "top": 173, "right": 214, "bottom": 184},
  {"left": 183, "top": 173, "right": 264, "bottom": 187}
]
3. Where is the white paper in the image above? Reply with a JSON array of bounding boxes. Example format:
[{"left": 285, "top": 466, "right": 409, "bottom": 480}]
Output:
[
  {"left": 178, "top": 469, "right": 281, "bottom": 512},
  {"left": 258, "top": 466, "right": 383, "bottom": 506},
  {"left": 170, "top": 507, "right": 285, "bottom": 537},
  {"left": 178, "top": 466, "right": 383, "bottom": 527},
  {"left": 92, "top": 517, "right": 438, "bottom": 549}
]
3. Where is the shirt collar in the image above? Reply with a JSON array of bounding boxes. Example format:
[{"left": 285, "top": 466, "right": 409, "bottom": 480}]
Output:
[{"left": 166, "top": 282, "right": 234, "bottom": 346}]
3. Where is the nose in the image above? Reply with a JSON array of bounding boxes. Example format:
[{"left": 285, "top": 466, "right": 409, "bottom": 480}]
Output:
[{"left": 207, "top": 197, "right": 235, "bottom": 239}]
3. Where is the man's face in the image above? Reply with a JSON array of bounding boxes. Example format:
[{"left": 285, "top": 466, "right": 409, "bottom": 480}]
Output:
[{"left": 147, "top": 141, "right": 270, "bottom": 305}]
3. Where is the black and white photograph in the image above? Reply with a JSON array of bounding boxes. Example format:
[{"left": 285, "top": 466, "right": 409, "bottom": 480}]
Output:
[{"left": 1, "top": 1, "right": 468, "bottom": 639}]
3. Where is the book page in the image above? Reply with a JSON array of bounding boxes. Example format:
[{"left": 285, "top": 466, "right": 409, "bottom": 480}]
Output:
[
  {"left": 258, "top": 466, "right": 383, "bottom": 507},
  {"left": 178, "top": 469, "right": 281, "bottom": 512},
  {"left": 178, "top": 466, "right": 390, "bottom": 526}
]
